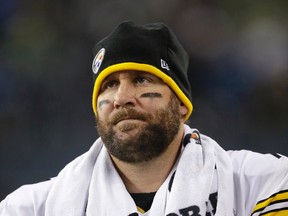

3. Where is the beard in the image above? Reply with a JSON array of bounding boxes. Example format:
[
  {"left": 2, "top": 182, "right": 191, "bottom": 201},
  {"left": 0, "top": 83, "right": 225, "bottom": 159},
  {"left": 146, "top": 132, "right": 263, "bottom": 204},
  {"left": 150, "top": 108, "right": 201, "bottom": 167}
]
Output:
[{"left": 96, "top": 94, "right": 182, "bottom": 163}]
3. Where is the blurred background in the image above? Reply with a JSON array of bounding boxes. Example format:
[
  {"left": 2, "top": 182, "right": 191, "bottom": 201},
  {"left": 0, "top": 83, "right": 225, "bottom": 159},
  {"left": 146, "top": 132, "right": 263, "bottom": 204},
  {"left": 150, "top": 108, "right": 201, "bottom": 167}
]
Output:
[{"left": 1, "top": 0, "right": 287, "bottom": 200}]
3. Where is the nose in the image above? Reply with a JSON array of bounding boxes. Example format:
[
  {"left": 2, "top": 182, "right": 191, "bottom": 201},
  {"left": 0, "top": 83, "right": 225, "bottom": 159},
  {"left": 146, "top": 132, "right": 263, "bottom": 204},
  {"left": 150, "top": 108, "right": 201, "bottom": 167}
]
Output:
[{"left": 113, "top": 82, "right": 137, "bottom": 109}]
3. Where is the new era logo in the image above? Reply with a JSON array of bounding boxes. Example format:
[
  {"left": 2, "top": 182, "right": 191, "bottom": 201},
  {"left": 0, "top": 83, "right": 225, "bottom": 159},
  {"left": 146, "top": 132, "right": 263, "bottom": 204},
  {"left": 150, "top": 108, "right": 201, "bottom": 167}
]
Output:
[{"left": 161, "top": 59, "right": 170, "bottom": 70}]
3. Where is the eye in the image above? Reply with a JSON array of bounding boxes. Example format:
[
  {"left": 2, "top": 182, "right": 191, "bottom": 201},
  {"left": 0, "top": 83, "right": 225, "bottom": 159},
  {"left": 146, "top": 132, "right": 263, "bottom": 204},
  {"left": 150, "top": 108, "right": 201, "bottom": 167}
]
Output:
[
  {"left": 134, "top": 76, "right": 150, "bottom": 84},
  {"left": 107, "top": 80, "right": 118, "bottom": 88},
  {"left": 101, "top": 80, "right": 118, "bottom": 92}
]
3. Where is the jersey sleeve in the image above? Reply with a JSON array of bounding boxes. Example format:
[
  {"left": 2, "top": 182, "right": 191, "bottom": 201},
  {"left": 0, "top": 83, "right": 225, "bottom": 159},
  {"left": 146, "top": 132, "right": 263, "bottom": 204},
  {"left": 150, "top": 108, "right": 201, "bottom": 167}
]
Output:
[
  {"left": 228, "top": 150, "right": 288, "bottom": 216},
  {"left": 0, "top": 180, "right": 53, "bottom": 216}
]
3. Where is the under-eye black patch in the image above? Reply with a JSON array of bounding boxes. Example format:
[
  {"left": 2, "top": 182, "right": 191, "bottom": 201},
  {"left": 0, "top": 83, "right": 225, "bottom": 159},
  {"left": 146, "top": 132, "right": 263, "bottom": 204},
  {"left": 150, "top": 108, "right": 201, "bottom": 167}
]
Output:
[
  {"left": 140, "top": 92, "right": 162, "bottom": 98},
  {"left": 98, "top": 100, "right": 111, "bottom": 109}
]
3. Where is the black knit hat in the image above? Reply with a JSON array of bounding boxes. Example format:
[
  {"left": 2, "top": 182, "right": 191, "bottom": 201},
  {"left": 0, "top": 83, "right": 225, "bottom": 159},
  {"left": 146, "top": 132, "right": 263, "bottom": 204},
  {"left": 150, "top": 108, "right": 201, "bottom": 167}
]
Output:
[{"left": 92, "top": 21, "right": 193, "bottom": 120}]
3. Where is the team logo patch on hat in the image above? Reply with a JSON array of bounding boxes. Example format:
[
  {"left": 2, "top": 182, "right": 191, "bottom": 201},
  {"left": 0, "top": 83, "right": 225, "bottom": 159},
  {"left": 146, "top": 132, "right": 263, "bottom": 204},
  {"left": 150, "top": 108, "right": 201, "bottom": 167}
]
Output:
[{"left": 92, "top": 48, "right": 105, "bottom": 74}]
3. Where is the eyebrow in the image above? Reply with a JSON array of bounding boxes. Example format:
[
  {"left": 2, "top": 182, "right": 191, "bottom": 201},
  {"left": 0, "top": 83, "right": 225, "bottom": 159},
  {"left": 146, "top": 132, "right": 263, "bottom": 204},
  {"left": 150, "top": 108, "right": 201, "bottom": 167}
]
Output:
[{"left": 140, "top": 93, "right": 162, "bottom": 98}]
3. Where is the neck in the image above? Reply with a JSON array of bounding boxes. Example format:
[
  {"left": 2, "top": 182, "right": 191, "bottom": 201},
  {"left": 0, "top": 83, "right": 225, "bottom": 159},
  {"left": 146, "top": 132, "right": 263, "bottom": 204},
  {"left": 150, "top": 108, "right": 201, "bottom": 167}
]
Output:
[{"left": 110, "top": 125, "right": 185, "bottom": 193}]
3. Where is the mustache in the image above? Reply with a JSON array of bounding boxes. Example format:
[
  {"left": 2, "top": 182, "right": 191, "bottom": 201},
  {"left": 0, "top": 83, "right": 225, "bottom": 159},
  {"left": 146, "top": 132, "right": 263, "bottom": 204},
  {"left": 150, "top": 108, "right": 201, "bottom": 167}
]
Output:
[{"left": 108, "top": 108, "right": 150, "bottom": 125}]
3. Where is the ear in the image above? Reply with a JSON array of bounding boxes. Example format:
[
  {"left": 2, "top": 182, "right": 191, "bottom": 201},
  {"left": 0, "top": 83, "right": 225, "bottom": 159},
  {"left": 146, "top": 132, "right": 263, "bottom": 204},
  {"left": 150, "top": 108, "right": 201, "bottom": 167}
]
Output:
[{"left": 179, "top": 103, "right": 188, "bottom": 117}]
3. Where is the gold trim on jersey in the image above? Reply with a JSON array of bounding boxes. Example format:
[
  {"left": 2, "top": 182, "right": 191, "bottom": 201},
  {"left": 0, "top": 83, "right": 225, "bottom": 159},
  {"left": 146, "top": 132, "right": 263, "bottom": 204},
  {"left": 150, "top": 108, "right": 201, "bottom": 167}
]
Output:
[
  {"left": 251, "top": 190, "right": 288, "bottom": 215},
  {"left": 258, "top": 209, "right": 288, "bottom": 216},
  {"left": 137, "top": 206, "right": 145, "bottom": 213}
]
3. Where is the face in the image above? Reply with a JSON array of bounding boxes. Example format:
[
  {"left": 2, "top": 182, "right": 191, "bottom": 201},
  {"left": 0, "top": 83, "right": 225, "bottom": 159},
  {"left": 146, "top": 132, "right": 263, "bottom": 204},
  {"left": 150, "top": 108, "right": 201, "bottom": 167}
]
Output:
[{"left": 95, "top": 70, "right": 188, "bottom": 163}]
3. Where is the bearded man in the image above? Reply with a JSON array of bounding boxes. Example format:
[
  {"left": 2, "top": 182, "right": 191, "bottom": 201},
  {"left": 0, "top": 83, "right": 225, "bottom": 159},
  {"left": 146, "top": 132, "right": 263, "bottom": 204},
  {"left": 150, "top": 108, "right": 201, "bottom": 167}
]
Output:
[{"left": 1, "top": 21, "right": 288, "bottom": 216}]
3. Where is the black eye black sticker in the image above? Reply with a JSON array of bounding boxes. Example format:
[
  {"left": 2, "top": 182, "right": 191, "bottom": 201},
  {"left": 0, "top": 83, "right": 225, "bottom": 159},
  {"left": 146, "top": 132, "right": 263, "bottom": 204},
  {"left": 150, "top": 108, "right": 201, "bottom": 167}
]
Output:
[
  {"left": 140, "top": 93, "right": 162, "bottom": 98},
  {"left": 98, "top": 100, "right": 111, "bottom": 110}
]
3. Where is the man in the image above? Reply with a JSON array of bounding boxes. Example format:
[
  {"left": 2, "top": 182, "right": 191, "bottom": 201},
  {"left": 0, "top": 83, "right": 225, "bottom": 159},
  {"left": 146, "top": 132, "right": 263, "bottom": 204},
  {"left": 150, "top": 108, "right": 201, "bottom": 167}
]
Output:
[{"left": 1, "top": 21, "right": 288, "bottom": 216}]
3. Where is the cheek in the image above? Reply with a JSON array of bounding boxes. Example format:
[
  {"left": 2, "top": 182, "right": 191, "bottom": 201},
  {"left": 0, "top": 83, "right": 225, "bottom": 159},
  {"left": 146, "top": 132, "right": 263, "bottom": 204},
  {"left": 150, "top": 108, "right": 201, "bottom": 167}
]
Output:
[
  {"left": 96, "top": 97, "right": 113, "bottom": 117},
  {"left": 97, "top": 107, "right": 112, "bottom": 123},
  {"left": 141, "top": 94, "right": 170, "bottom": 112}
]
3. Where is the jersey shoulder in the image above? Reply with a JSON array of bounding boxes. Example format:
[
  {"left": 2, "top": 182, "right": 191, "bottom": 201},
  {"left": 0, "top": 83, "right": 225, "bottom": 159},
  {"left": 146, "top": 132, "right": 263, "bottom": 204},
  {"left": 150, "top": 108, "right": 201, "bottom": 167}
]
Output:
[
  {"left": 228, "top": 149, "right": 288, "bottom": 176},
  {"left": 228, "top": 150, "right": 288, "bottom": 215},
  {"left": 0, "top": 179, "right": 53, "bottom": 215}
]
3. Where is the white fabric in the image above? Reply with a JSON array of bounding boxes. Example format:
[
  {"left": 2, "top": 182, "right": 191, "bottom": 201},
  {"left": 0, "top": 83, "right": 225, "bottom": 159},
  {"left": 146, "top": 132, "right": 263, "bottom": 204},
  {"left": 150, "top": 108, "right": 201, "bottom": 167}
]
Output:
[
  {"left": 2, "top": 128, "right": 288, "bottom": 215},
  {"left": 42, "top": 125, "right": 234, "bottom": 216}
]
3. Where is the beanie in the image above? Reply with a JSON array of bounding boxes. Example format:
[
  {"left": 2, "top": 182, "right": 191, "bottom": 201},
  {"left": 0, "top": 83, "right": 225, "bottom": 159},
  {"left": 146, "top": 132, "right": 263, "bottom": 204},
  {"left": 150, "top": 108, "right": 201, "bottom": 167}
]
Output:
[{"left": 92, "top": 21, "right": 193, "bottom": 120}]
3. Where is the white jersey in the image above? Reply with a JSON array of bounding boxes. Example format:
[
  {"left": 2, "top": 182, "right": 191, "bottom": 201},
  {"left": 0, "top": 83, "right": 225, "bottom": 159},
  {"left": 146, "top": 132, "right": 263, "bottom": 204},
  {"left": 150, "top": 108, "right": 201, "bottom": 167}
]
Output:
[
  {"left": 1, "top": 140, "right": 288, "bottom": 215},
  {"left": 229, "top": 150, "right": 288, "bottom": 215}
]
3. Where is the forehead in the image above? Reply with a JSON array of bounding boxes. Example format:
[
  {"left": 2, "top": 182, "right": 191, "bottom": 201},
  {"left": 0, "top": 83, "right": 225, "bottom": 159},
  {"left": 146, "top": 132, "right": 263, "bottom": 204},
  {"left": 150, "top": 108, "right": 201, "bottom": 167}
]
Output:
[{"left": 103, "top": 70, "right": 164, "bottom": 81}]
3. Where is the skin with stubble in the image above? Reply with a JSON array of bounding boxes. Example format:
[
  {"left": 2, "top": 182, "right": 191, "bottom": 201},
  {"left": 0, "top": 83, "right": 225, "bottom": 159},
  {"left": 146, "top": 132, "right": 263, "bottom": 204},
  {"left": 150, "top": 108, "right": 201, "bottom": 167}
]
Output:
[{"left": 96, "top": 94, "right": 181, "bottom": 163}]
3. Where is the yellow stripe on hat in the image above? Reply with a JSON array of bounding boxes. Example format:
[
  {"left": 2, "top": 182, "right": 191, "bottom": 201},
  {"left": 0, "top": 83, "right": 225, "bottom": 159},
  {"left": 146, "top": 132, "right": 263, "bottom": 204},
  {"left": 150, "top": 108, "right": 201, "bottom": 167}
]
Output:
[{"left": 92, "top": 62, "right": 193, "bottom": 120}]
